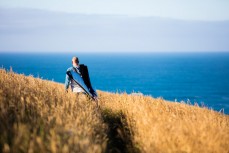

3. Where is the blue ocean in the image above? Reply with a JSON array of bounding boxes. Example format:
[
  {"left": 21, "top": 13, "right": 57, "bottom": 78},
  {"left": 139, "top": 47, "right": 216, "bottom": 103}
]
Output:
[{"left": 1, "top": 52, "right": 229, "bottom": 114}]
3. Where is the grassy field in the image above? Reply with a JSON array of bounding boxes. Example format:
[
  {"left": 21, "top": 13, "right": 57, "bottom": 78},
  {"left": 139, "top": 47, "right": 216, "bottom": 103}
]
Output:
[{"left": 0, "top": 69, "right": 229, "bottom": 153}]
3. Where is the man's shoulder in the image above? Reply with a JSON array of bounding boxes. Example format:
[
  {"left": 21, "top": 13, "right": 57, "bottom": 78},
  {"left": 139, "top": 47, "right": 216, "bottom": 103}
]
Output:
[
  {"left": 66, "top": 67, "right": 73, "bottom": 72},
  {"left": 66, "top": 65, "right": 88, "bottom": 72}
]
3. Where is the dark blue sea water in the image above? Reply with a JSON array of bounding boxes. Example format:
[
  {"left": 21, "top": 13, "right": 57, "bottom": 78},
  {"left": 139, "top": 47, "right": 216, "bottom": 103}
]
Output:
[{"left": 1, "top": 52, "right": 229, "bottom": 114}]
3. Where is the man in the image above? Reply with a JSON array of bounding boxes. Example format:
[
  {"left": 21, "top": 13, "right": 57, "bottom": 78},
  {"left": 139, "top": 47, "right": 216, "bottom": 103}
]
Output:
[{"left": 65, "top": 57, "right": 97, "bottom": 99}]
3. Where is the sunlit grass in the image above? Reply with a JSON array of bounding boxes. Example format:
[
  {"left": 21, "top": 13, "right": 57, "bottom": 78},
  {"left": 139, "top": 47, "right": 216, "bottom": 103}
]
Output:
[
  {"left": 99, "top": 90, "right": 229, "bottom": 153},
  {"left": 1, "top": 69, "right": 228, "bottom": 153},
  {"left": 0, "top": 69, "right": 107, "bottom": 153}
]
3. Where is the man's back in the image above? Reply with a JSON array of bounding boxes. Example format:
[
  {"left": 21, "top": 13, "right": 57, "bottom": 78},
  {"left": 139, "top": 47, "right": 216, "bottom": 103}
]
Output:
[
  {"left": 64, "top": 57, "right": 97, "bottom": 98},
  {"left": 65, "top": 66, "right": 84, "bottom": 93}
]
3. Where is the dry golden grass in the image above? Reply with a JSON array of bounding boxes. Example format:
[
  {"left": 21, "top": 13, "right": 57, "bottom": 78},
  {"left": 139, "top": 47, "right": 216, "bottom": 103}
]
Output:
[
  {"left": 99, "top": 92, "right": 229, "bottom": 153},
  {"left": 1, "top": 69, "right": 229, "bottom": 153},
  {"left": 0, "top": 69, "right": 107, "bottom": 153}
]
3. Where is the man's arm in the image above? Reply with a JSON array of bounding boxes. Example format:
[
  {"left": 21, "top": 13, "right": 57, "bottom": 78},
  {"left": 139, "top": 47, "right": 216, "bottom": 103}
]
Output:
[{"left": 64, "top": 73, "right": 70, "bottom": 92}]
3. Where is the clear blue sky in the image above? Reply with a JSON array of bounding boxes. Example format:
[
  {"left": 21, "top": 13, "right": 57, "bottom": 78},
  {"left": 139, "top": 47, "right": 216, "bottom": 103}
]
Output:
[
  {"left": 0, "top": 0, "right": 229, "bottom": 52},
  {"left": 1, "top": 0, "right": 229, "bottom": 21}
]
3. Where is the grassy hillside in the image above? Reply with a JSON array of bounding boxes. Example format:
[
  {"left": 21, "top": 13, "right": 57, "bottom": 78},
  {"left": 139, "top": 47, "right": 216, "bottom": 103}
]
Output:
[
  {"left": 0, "top": 69, "right": 229, "bottom": 153},
  {"left": 0, "top": 69, "right": 107, "bottom": 153}
]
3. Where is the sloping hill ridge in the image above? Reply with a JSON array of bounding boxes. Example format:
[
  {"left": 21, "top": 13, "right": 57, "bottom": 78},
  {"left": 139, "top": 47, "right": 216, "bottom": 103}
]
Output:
[{"left": 0, "top": 69, "right": 228, "bottom": 153}]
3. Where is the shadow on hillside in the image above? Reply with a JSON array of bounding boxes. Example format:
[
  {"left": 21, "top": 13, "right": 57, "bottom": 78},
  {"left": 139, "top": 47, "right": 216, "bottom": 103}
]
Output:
[{"left": 101, "top": 110, "right": 140, "bottom": 153}]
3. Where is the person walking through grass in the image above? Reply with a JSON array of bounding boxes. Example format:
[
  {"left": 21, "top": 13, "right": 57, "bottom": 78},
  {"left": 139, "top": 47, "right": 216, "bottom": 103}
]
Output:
[{"left": 65, "top": 56, "right": 97, "bottom": 100}]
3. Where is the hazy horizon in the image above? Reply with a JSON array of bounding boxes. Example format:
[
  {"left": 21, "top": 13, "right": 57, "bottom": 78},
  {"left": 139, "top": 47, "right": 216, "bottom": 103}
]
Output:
[{"left": 1, "top": 0, "right": 229, "bottom": 53}]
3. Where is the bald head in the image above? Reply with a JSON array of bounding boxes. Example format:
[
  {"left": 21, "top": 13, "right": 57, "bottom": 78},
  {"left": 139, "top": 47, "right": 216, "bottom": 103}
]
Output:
[{"left": 72, "top": 57, "right": 79, "bottom": 65}]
